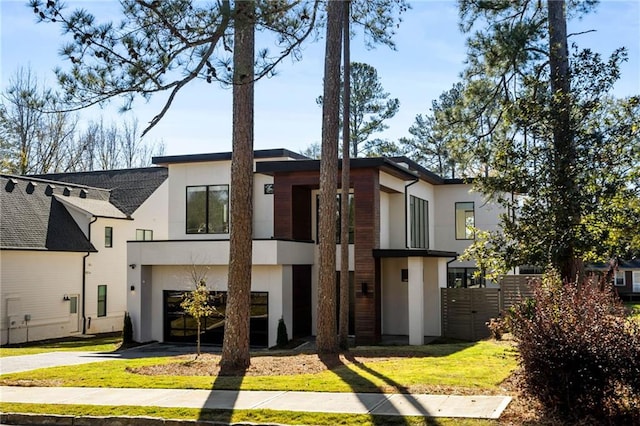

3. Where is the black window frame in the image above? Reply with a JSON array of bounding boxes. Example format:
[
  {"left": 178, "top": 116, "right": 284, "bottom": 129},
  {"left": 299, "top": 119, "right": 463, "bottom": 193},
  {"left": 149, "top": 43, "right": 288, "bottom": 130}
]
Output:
[
  {"left": 97, "top": 285, "right": 107, "bottom": 317},
  {"left": 409, "top": 195, "right": 429, "bottom": 249},
  {"left": 455, "top": 202, "right": 475, "bottom": 240},
  {"left": 185, "top": 184, "right": 229, "bottom": 234},
  {"left": 104, "top": 226, "right": 113, "bottom": 248}
]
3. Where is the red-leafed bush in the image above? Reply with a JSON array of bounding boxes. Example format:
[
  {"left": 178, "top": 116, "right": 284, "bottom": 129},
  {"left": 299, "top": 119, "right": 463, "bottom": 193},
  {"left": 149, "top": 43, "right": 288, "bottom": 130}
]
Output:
[{"left": 506, "top": 271, "right": 640, "bottom": 424}]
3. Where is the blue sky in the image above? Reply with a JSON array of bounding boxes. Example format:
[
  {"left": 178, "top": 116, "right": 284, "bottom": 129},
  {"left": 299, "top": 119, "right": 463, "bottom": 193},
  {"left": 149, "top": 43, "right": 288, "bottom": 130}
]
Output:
[{"left": 1, "top": 0, "right": 639, "bottom": 156}]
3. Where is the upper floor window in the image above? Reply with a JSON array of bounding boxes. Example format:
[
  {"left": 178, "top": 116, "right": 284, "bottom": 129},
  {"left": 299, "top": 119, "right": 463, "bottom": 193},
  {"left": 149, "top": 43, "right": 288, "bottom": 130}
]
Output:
[
  {"left": 186, "top": 185, "right": 229, "bottom": 234},
  {"left": 409, "top": 195, "right": 428, "bottom": 249},
  {"left": 316, "top": 193, "right": 354, "bottom": 244},
  {"left": 104, "top": 226, "right": 113, "bottom": 247},
  {"left": 455, "top": 202, "right": 475, "bottom": 240},
  {"left": 136, "top": 229, "right": 153, "bottom": 241}
]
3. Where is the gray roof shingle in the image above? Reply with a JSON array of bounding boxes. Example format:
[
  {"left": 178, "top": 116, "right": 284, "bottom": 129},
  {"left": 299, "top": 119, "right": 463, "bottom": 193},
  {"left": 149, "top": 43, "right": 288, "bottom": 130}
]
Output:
[
  {"left": 1, "top": 176, "right": 98, "bottom": 252},
  {"left": 32, "top": 167, "right": 168, "bottom": 216}
]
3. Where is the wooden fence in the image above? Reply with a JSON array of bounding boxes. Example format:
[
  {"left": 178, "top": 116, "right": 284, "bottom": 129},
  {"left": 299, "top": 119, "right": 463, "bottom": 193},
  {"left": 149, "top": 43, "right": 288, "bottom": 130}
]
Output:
[{"left": 441, "top": 275, "right": 541, "bottom": 341}]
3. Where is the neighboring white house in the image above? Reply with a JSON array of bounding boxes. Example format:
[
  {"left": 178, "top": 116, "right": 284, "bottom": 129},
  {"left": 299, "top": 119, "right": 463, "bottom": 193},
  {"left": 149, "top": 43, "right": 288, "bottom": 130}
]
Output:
[
  {"left": 0, "top": 168, "right": 168, "bottom": 345},
  {"left": 126, "top": 149, "right": 505, "bottom": 348}
]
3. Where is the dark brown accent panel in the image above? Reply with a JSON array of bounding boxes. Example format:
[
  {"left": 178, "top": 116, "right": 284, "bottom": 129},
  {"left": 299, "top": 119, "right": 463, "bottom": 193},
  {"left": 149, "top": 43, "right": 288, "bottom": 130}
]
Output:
[
  {"left": 292, "top": 265, "right": 312, "bottom": 338},
  {"left": 292, "top": 186, "right": 312, "bottom": 240},
  {"left": 352, "top": 168, "right": 381, "bottom": 345}
]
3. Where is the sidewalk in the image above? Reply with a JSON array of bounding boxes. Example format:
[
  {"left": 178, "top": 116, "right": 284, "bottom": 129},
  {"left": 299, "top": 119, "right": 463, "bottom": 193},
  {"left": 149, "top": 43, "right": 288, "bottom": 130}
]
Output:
[
  {"left": 0, "top": 345, "right": 512, "bottom": 423},
  {"left": 1, "top": 385, "right": 512, "bottom": 419}
]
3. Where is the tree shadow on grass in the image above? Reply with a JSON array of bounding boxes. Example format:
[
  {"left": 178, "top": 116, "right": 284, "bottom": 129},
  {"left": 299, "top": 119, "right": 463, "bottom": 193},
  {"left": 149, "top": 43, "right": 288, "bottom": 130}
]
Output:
[
  {"left": 318, "top": 351, "right": 443, "bottom": 426},
  {"left": 197, "top": 361, "right": 247, "bottom": 424}
]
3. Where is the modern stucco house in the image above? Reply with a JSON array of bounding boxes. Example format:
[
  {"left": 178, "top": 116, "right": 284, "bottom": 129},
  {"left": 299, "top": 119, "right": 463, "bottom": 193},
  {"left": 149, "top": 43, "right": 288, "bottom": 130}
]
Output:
[
  {"left": 126, "top": 149, "right": 504, "bottom": 348},
  {"left": 0, "top": 168, "right": 168, "bottom": 345}
]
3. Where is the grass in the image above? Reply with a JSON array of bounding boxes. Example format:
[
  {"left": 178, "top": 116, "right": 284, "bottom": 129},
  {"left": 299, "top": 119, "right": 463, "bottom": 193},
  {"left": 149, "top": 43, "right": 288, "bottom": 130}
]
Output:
[
  {"left": 0, "top": 334, "right": 121, "bottom": 357},
  {"left": 0, "top": 341, "right": 517, "bottom": 393},
  {"left": 624, "top": 302, "right": 640, "bottom": 318},
  {"left": 0, "top": 403, "right": 498, "bottom": 426}
]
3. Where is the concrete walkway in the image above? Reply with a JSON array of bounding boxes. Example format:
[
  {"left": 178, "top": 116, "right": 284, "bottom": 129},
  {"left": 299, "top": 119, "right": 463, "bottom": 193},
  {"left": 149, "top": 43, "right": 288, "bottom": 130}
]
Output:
[
  {"left": 0, "top": 344, "right": 512, "bottom": 421},
  {"left": 1, "top": 386, "right": 512, "bottom": 420}
]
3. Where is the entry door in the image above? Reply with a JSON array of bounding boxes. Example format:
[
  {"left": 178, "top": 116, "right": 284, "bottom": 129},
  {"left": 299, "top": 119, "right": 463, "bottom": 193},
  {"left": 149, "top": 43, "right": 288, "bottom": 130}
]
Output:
[
  {"left": 69, "top": 295, "right": 79, "bottom": 332},
  {"left": 633, "top": 271, "right": 640, "bottom": 293}
]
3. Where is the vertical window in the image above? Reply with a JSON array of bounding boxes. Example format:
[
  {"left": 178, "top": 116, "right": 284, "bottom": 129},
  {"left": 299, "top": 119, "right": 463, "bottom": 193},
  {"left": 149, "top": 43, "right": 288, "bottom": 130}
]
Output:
[
  {"left": 455, "top": 202, "right": 475, "bottom": 240},
  {"left": 97, "top": 285, "right": 107, "bottom": 317},
  {"left": 316, "top": 194, "right": 354, "bottom": 244},
  {"left": 613, "top": 271, "right": 625, "bottom": 287},
  {"left": 186, "top": 185, "right": 229, "bottom": 234},
  {"left": 410, "top": 195, "right": 428, "bottom": 249},
  {"left": 136, "top": 229, "right": 153, "bottom": 241},
  {"left": 104, "top": 227, "right": 113, "bottom": 247}
]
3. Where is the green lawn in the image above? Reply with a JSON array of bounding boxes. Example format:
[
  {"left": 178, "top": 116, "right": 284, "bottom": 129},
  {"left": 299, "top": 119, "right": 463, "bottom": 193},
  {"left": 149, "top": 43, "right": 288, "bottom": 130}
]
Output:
[
  {"left": 0, "top": 341, "right": 516, "bottom": 393},
  {"left": 0, "top": 403, "right": 497, "bottom": 426},
  {"left": 0, "top": 339, "right": 515, "bottom": 425},
  {"left": 625, "top": 302, "right": 640, "bottom": 318},
  {"left": 0, "top": 335, "right": 121, "bottom": 357}
]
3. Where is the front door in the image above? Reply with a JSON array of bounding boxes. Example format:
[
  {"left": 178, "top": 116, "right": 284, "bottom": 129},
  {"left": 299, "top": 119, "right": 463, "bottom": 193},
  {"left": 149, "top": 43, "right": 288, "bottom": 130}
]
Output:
[
  {"left": 69, "top": 295, "right": 79, "bottom": 332},
  {"left": 633, "top": 271, "right": 640, "bottom": 293}
]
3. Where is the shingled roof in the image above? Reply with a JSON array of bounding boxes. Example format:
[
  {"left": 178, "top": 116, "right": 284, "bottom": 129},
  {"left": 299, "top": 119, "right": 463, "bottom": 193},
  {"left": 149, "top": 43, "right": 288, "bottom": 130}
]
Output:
[
  {"left": 1, "top": 175, "right": 98, "bottom": 252},
  {"left": 32, "top": 167, "right": 168, "bottom": 216}
]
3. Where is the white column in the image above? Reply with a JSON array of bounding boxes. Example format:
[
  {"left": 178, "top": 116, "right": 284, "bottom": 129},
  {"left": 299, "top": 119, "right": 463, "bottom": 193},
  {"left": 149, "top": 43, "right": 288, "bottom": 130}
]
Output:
[{"left": 407, "top": 256, "right": 424, "bottom": 345}]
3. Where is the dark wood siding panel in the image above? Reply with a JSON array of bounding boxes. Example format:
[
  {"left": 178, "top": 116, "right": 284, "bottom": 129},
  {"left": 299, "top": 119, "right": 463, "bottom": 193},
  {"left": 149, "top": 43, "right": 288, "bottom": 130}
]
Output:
[{"left": 352, "top": 169, "right": 381, "bottom": 345}]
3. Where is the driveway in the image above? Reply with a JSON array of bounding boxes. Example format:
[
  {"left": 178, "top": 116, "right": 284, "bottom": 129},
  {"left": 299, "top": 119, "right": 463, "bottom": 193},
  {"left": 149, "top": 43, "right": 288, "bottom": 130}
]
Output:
[{"left": 0, "top": 343, "right": 215, "bottom": 374}]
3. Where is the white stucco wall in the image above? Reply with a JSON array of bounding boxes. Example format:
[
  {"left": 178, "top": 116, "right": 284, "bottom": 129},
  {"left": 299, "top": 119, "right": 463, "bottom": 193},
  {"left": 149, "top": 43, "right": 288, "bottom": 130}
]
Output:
[
  {"left": 380, "top": 256, "right": 446, "bottom": 339},
  {"left": 0, "top": 251, "right": 84, "bottom": 344},
  {"left": 434, "top": 184, "right": 503, "bottom": 268},
  {"left": 128, "top": 264, "right": 288, "bottom": 348}
]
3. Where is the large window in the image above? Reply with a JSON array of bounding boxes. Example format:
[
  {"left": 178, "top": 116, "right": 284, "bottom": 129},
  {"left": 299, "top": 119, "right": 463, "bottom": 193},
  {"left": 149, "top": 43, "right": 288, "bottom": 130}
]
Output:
[
  {"left": 164, "top": 290, "right": 268, "bottom": 347},
  {"left": 97, "top": 285, "right": 107, "bottom": 317},
  {"left": 316, "top": 193, "right": 354, "bottom": 244},
  {"left": 448, "top": 268, "right": 485, "bottom": 288},
  {"left": 455, "top": 202, "right": 475, "bottom": 240},
  {"left": 104, "top": 226, "right": 113, "bottom": 247},
  {"left": 136, "top": 229, "right": 153, "bottom": 241},
  {"left": 410, "top": 195, "right": 428, "bottom": 249},
  {"left": 186, "top": 185, "right": 229, "bottom": 234}
]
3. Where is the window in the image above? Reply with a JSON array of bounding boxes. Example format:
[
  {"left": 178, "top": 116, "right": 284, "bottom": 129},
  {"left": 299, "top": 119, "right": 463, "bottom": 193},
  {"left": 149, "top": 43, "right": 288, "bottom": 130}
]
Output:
[
  {"left": 186, "top": 185, "right": 229, "bottom": 234},
  {"left": 316, "top": 193, "right": 354, "bottom": 244},
  {"left": 447, "top": 268, "right": 485, "bottom": 288},
  {"left": 136, "top": 229, "right": 153, "bottom": 241},
  {"left": 164, "top": 290, "right": 269, "bottom": 346},
  {"left": 410, "top": 195, "right": 428, "bottom": 248},
  {"left": 104, "top": 226, "right": 113, "bottom": 247},
  {"left": 97, "top": 285, "right": 107, "bottom": 317},
  {"left": 455, "top": 202, "right": 475, "bottom": 240},
  {"left": 613, "top": 271, "right": 626, "bottom": 287}
]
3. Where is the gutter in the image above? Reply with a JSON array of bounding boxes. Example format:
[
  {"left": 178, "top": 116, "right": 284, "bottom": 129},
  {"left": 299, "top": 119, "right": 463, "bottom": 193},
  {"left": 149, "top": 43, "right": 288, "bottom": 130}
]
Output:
[{"left": 82, "top": 216, "right": 98, "bottom": 335}]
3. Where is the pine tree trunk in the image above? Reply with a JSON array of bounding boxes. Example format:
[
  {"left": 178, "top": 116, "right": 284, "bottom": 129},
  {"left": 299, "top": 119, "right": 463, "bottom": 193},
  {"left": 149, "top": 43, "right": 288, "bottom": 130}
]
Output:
[
  {"left": 220, "top": 0, "right": 255, "bottom": 370},
  {"left": 338, "top": 0, "right": 351, "bottom": 351},
  {"left": 547, "top": 0, "right": 578, "bottom": 281},
  {"left": 317, "top": 0, "right": 343, "bottom": 354}
]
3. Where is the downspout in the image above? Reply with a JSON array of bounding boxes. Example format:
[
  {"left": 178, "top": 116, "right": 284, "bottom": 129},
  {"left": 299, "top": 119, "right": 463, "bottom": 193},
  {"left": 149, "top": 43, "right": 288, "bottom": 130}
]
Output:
[
  {"left": 446, "top": 255, "right": 458, "bottom": 287},
  {"left": 404, "top": 176, "right": 419, "bottom": 248},
  {"left": 82, "top": 216, "right": 98, "bottom": 335}
]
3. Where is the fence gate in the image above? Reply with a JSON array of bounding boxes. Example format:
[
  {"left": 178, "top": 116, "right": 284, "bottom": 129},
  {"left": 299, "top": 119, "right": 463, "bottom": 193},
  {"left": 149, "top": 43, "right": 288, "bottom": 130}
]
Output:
[{"left": 441, "top": 288, "right": 501, "bottom": 341}]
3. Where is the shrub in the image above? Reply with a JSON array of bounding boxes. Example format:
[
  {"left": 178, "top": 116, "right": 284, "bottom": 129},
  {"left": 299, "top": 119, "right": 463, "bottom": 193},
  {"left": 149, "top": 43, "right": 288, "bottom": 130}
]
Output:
[
  {"left": 506, "top": 271, "right": 640, "bottom": 423},
  {"left": 277, "top": 318, "right": 289, "bottom": 347},
  {"left": 122, "top": 312, "right": 133, "bottom": 344}
]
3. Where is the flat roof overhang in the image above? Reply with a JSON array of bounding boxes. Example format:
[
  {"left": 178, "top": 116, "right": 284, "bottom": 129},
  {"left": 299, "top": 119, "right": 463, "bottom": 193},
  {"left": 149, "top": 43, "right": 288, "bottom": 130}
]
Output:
[
  {"left": 256, "top": 158, "right": 420, "bottom": 181},
  {"left": 373, "top": 249, "right": 458, "bottom": 259}
]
